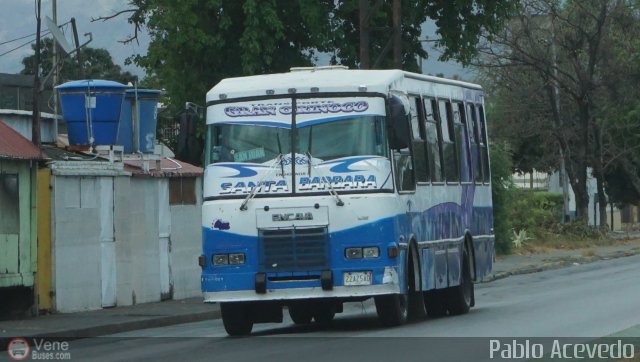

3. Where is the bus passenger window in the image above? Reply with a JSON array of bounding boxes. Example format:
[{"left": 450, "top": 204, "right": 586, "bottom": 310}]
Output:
[
  {"left": 424, "top": 98, "right": 443, "bottom": 182},
  {"left": 409, "top": 96, "right": 428, "bottom": 182},
  {"left": 478, "top": 105, "right": 491, "bottom": 183},
  {"left": 394, "top": 148, "right": 416, "bottom": 192},
  {"left": 454, "top": 102, "right": 471, "bottom": 182},
  {"left": 438, "top": 100, "right": 460, "bottom": 182},
  {"left": 467, "top": 104, "right": 483, "bottom": 183}
]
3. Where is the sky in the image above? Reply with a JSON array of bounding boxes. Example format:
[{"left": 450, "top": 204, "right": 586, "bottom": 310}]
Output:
[
  {"left": 0, "top": 0, "right": 149, "bottom": 76},
  {"left": 0, "top": 0, "right": 470, "bottom": 80}
]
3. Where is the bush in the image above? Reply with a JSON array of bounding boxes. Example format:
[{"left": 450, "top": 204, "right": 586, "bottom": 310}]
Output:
[
  {"left": 509, "top": 190, "right": 563, "bottom": 237},
  {"left": 490, "top": 142, "right": 515, "bottom": 254}
]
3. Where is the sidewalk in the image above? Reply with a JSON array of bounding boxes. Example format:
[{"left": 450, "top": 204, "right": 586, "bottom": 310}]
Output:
[{"left": 1, "top": 239, "right": 639, "bottom": 342}]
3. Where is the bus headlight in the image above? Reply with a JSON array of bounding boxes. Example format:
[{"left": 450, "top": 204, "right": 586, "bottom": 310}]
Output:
[
  {"left": 363, "top": 247, "right": 379, "bottom": 258},
  {"left": 229, "top": 253, "right": 245, "bottom": 265},
  {"left": 212, "top": 254, "right": 229, "bottom": 265},
  {"left": 345, "top": 248, "right": 363, "bottom": 259},
  {"left": 345, "top": 247, "right": 380, "bottom": 259}
]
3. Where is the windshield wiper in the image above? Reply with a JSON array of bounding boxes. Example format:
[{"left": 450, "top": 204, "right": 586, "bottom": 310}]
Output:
[
  {"left": 306, "top": 151, "right": 344, "bottom": 207},
  {"left": 277, "top": 133, "right": 285, "bottom": 177},
  {"left": 239, "top": 154, "right": 283, "bottom": 211}
]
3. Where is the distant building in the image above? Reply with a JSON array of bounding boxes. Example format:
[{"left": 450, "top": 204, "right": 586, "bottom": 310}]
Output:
[
  {"left": 0, "top": 73, "right": 55, "bottom": 113},
  {"left": 513, "top": 169, "right": 638, "bottom": 231}
]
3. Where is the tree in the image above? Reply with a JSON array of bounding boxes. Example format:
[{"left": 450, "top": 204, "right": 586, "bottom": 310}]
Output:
[
  {"left": 476, "top": 0, "right": 640, "bottom": 228},
  {"left": 21, "top": 38, "right": 138, "bottom": 84},
  {"left": 91, "top": 0, "right": 518, "bottom": 165}
]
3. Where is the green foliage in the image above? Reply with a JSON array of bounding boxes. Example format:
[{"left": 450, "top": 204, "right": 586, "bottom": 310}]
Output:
[
  {"left": 509, "top": 190, "right": 562, "bottom": 237},
  {"left": 125, "top": 0, "right": 335, "bottom": 115},
  {"left": 21, "top": 38, "right": 138, "bottom": 84},
  {"left": 490, "top": 142, "right": 515, "bottom": 254}
]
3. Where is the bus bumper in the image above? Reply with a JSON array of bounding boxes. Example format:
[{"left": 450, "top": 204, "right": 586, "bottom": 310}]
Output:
[
  {"left": 203, "top": 283, "right": 400, "bottom": 302},
  {"left": 202, "top": 266, "right": 401, "bottom": 302}
]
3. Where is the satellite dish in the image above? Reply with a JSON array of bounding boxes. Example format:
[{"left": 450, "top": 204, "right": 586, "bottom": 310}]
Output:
[{"left": 45, "top": 16, "right": 74, "bottom": 54}]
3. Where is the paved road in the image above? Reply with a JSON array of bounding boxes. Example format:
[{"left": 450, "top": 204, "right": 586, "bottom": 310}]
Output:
[{"left": 9, "top": 255, "right": 640, "bottom": 362}]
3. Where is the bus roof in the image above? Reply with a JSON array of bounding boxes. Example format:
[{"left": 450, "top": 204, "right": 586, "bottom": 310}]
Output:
[{"left": 206, "top": 67, "right": 482, "bottom": 102}]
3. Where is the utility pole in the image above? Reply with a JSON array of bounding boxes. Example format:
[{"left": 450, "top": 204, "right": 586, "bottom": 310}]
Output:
[
  {"left": 31, "top": 0, "right": 42, "bottom": 147},
  {"left": 52, "top": 0, "right": 59, "bottom": 122},
  {"left": 359, "top": 0, "right": 370, "bottom": 69},
  {"left": 70, "top": 17, "right": 84, "bottom": 79},
  {"left": 392, "top": 0, "right": 402, "bottom": 69}
]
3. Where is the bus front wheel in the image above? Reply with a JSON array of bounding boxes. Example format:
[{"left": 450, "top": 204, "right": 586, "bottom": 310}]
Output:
[
  {"left": 221, "top": 302, "right": 254, "bottom": 336},
  {"left": 288, "top": 304, "right": 313, "bottom": 324},
  {"left": 374, "top": 293, "right": 409, "bottom": 326}
]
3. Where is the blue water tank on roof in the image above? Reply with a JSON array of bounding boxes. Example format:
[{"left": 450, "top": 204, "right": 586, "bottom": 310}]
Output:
[
  {"left": 118, "top": 89, "right": 162, "bottom": 153},
  {"left": 55, "top": 79, "right": 129, "bottom": 146}
]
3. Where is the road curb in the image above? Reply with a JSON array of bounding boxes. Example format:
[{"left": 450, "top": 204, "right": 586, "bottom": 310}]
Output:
[
  {"left": 0, "top": 309, "right": 221, "bottom": 350},
  {"left": 482, "top": 248, "right": 640, "bottom": 283}
]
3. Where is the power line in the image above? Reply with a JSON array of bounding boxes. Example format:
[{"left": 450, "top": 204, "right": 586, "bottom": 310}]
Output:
[
  {"left": 0, "top": 31, "right": 41, "bottom": 46},
  {"left": 0, "top": 30, "right": 51, "bottom": 58},
  {"left": 0, "top": 21, "right": 67, "bottom": 46}
]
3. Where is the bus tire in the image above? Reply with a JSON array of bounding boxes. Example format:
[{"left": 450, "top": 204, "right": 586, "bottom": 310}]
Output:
[
  {"left": 289, "top": 304, "right": 313, "bottom": 325},
  {"left": 446, "top": 248, "right": 473, "bottom": 315},
  {"left": 313, "top": 304, "right": 336, "bottom": 324},
  {"left": 423, "top": 289, "right": 447, "bottom": 317},
  {"left": 221, "top": 302, "right": 254, "bottom": 336},
  {"left": 375, "top": 293, "right": 408, "bottom": 326}
]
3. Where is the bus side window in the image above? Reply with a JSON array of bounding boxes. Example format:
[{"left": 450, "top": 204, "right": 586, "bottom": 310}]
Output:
[
  {"left": 424, "top": 98, "right": 443, "bottom": 182},
  {"left": 409, "top": 96, "right": 428, "bottom": 182},
  {"left": 453, "top": 102, "right": 471, "bottom": 182},
  {"left": 478, "top": 105, "right": 490, "bottom": 183},
  {"left": 438, "top": 100, "right": 460, "bottom": 182},
  {"left": 467, "top": 103, "right": 483, "bottom": 183},
  {"left": 393, "top": 99, "right": 416, "bottom": 192}
]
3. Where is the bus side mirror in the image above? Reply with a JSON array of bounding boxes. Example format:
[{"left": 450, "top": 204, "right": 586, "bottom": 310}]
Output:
[{"left": 387, "top": 96, "right": 410, "bottom": 150}]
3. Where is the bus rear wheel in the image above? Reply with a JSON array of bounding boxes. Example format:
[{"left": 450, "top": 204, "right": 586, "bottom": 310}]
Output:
[
  {"left": 221, "top": 302, "right": 254, "bottom": 336},
  {"left": 446, "top": 248, "right": 473, "bottom": 315}
]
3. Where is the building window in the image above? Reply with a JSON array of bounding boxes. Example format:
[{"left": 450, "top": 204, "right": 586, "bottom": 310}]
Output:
[
  {"left": 0, "top": 173, "right": 19, "bottom": 234},
  {"left": 169, "top": 177, "right": 197, "bottom": 205}
]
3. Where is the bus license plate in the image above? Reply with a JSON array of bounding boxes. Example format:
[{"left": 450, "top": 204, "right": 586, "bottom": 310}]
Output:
[{"left": 343, "top": 271, "right": 372, "bottom": 286}]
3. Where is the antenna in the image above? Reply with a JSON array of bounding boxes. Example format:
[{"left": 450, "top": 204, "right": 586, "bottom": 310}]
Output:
[{"left": 45, "top": 16, "right": 73, "bottom": 54}]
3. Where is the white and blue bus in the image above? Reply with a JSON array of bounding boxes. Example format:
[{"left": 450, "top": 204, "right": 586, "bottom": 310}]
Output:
[{"left": 200, "top": 66, "right": 494, "bottom": 336}]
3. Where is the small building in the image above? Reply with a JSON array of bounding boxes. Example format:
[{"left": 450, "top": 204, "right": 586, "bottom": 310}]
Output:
[
  {"left": 0, "top": 121, "right": 46, "bottom": 316},
  {"left": 42, "top": 148, "right": 203, "bottom": 312}
]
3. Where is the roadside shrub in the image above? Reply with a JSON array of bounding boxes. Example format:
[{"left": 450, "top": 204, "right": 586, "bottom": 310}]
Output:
[
  {"left": 509, "top": 190, "right": 563, "bottom": 237},
  {"left": 490, "top": 142, "right": 515, "bottom": 254}
]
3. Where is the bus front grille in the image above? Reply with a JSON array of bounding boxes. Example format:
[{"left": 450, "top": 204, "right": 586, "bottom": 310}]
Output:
[{"left": 259, "top": 227, "right": 329, "bottom": 272}]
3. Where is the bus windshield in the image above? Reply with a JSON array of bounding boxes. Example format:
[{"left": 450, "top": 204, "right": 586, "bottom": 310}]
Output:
[
  {"left": 207, "top": 116, "right": 389, "bottom": 164},
  {"left": 297, "top": 116, "right": 388, "bottom": 161}
]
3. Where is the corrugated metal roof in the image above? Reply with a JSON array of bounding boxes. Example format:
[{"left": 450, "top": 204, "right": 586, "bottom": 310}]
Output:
[
  {"left": 0, "top": 121, "right": 46, "bottom": 160},
  {"left": 124, "top": 157, "right": 203, "bottom": 178}
]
